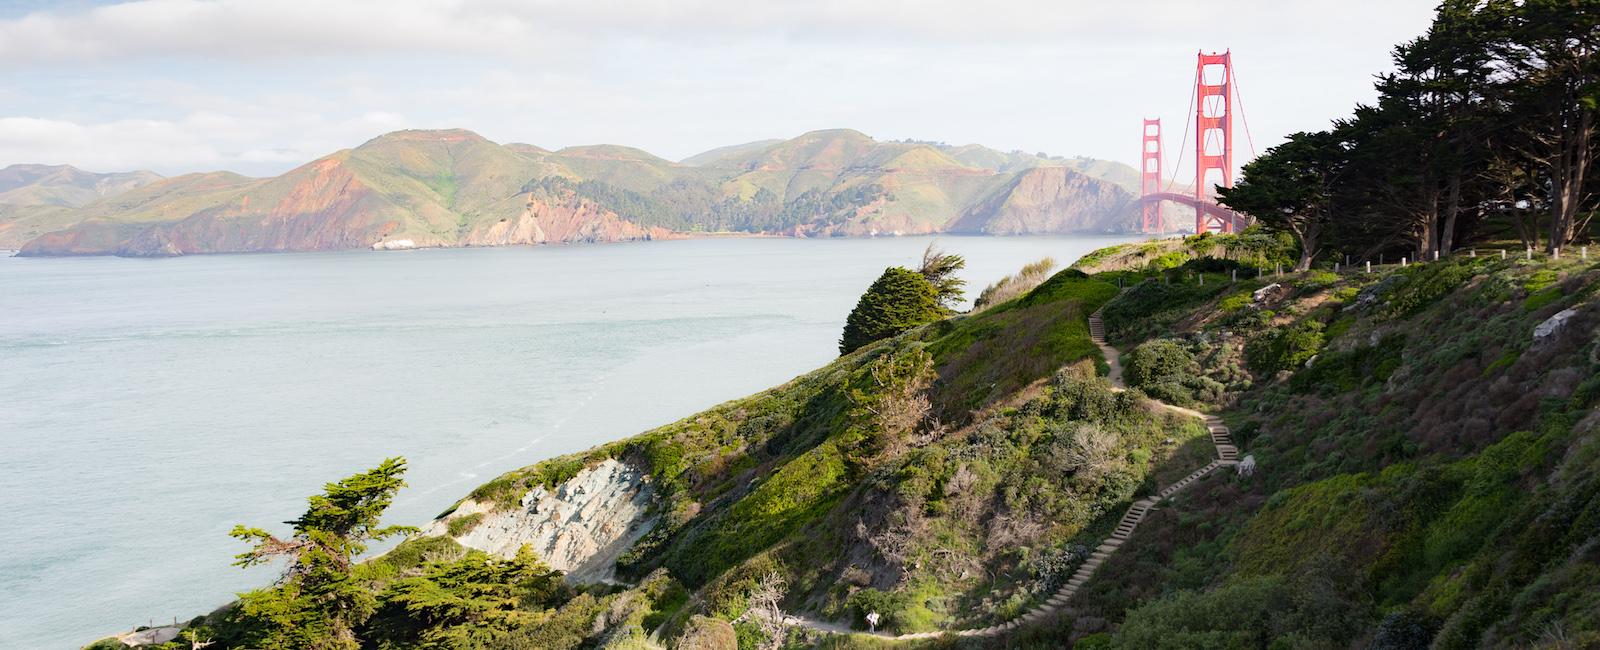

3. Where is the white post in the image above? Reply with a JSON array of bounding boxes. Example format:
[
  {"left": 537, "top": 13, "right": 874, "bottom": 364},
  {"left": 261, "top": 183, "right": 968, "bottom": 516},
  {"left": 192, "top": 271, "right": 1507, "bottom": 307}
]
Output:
[
  {"left": 1434, "top": 250, "right": 1440, "bottom": 261},
  {"left": 1402, "top": 256, "right": 1408, "bottom": 267},
  {"left": 1527, "top": 248, "right": 1533, "bottom": 260},
  {"left": 1471, "top": 249, "right": 1476, "bottom": 258},
  {"left": 1366, "top": 261, "right": 1371, "bottom": 273},
  {"left": 1334, "top": 262, "right": 1340, "bottom": 272},
  {"left": 1232, "top": 269, "right": 1237, "bottom": 282},
  {"left": 1501, "top": 249, "right": 1507, "bottom": 259},
  {"left": 1554, "top": 248, "right": 1561, "bottom": 260}
]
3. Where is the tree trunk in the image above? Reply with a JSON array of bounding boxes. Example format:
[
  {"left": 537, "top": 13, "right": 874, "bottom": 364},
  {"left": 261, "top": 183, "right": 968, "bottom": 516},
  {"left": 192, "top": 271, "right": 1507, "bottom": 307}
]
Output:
[
  {"left": 1549, "top": 105, "right": 1593, "bottom": 252},
  {"left": 1440, "top": 171, "right": 1462, "bottom": 254}
]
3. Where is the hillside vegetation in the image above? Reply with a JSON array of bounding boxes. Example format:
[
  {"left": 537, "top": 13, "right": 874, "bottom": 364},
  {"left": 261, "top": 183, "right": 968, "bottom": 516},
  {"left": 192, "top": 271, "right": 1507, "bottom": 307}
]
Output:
[{"left": 105, "top": 235, "right": 1600, "bottom": 650}]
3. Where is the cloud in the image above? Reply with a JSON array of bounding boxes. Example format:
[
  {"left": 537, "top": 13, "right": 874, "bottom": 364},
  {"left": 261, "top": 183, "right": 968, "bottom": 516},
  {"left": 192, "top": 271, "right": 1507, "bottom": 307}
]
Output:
[
  {"left": 0, "top": 1, "right": 1440, "bottom": 175},
  {"left": 0, "top": 111, "right": 412, "bottom": 174},
  {"left": 0, "top": 0, "right": 1423, "bottom": 64}
]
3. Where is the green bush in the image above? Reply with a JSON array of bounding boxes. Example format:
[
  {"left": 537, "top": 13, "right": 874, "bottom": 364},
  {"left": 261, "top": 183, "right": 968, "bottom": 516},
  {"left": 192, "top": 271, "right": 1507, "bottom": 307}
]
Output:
[
  {"left": 1291, "top": 335, "right": 1404, "bottom": 393},
  {"left": 1383, "top": 261, "right": 1475, "bottom": 319},
  {"left": 1147, "top": 251, "right": 1189, "bottom": 270},
  {"left": 844, "top": 588, "right": 909, "bottom": 631},
  {"left": 446, "top": 512, "right": 484, "bottom": 537},
  {"left": 839, "top": 267, "right": 945, "bottom": 355},
  {"left": 1125, "top": 339, "right": 1195, "bottom": 387},
  {"left": 1246, "top": 320, "right": 1325, "bottom": 375}
]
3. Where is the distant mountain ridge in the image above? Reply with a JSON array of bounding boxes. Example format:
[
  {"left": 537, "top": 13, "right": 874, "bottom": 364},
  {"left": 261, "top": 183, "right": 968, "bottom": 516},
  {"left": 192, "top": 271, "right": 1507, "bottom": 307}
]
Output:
[{"left": 9, "top": 129, "right": 1143, "bottom": 256}]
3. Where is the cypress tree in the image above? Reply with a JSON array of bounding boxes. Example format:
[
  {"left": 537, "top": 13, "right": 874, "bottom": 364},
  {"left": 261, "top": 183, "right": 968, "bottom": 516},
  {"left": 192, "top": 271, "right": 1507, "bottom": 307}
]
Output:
[{"left": 839, "top": 267, "right": 944, "bottom": 355}]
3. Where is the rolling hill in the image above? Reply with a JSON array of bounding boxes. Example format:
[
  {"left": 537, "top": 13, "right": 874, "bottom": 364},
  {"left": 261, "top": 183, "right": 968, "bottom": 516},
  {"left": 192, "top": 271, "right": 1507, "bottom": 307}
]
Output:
[
  {"left": 0, "top": 164, "right": 165, "bottom": 248},
  {"left": 13, "top": 129, "right": 1143, "bottom": 257}
]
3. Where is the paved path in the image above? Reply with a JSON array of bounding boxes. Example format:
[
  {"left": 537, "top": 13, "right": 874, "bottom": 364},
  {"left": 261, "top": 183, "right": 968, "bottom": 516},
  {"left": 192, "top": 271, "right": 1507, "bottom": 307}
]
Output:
[{"left": 761, "top": 304, "right": 1238, "bottom": 641}]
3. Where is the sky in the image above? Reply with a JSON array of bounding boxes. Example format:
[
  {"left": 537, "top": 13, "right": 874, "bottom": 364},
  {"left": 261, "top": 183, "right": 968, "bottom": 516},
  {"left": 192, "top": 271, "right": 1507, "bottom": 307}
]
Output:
[{"left": 0, "top": 0, "right": 1440, "bottom": 178}]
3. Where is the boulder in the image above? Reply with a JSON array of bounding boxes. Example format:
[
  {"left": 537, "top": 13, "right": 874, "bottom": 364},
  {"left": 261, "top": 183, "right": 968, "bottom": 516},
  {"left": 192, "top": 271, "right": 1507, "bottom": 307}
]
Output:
[{"left": 1534, "top": 307, "right": 1578, "bottom": 340}]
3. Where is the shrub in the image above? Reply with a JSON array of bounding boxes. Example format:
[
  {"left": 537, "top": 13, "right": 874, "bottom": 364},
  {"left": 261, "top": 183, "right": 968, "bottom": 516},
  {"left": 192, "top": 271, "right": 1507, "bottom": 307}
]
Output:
[
  {"left": 1125, "top": 339, "right": 1196, "bottom": 387},
  {"left": 1246, "top": 320, "right": 1325, "bottom": 375},
  {"left": 839, "top": 267, "right": 945, "bottom": 355},
  {"left": 677, "top": 615, "right": 737, "bottom": 650},
  {"left": 1382, "top": 261, "right": 1475, "bottom": 318},
  {"left": 446, "top": 512, "right": 484, "bottom": 537},
  {"left": 1147, "top": 251, "right": 1189, "bottom": 270},
  {"left": 844, "top": 588, "right": 909, "bottom": 631}
]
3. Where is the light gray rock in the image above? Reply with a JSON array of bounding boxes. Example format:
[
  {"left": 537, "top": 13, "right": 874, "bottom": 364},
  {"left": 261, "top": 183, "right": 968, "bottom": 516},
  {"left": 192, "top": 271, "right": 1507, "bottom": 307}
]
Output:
[
  {"left": 1534, "top": 307, "right": 1579, "bottom": 340},
  {"left": 1252, "top": 283, "right": 1281, "bottom": 303},
  {"left": 424, "top": 458, "right": 656, "bottom": 584}
]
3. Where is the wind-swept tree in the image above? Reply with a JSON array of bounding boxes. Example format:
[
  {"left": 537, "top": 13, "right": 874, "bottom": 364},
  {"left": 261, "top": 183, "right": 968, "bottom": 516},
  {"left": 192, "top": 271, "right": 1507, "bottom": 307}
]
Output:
[
  {"left": 1219, "top": 130, "right": 1347, "bottom": 271},
  {"left": 839, "top": 267, "right": 945, "bottom": 355},
  {"left": 224, "top": 458, "right": 415, "bottom": 650},
  {"left": 917, "top": 243, "right": 967, "bottom": 310}
]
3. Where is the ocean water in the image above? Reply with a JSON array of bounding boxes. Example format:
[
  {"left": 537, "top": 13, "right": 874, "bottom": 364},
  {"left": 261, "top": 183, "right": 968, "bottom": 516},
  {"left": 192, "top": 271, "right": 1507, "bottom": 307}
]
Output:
[{"left": 0, "top": 235, "right": 1139, "bottom": 647}]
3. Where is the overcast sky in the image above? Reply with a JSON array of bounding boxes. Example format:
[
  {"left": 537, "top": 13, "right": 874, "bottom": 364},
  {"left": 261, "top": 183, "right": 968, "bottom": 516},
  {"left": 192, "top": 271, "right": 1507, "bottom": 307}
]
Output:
[{"left": 0, "top": 0, "right": 1439, "bottom": 177}]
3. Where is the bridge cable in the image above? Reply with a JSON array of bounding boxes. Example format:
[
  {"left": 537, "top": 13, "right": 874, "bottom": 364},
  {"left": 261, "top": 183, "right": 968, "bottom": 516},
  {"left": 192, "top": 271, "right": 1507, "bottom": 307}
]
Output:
[
  {"left": 1231, "top": 64, "right": 1259, "bottom": 159},
  {"left": 1163, "top": 67, "right": 1197, "bottom": 194}
]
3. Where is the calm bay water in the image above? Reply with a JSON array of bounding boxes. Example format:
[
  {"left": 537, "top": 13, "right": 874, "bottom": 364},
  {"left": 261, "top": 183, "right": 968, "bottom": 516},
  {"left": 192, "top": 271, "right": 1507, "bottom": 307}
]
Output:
[{"left": 0, "top": 235, "right": 1137, "bottom": 647}]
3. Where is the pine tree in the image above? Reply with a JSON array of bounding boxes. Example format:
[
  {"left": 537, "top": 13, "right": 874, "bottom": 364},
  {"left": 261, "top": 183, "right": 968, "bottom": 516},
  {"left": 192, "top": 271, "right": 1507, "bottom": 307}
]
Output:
[{"left": 224, "top": 458, "right": 415, "bottom": 649}]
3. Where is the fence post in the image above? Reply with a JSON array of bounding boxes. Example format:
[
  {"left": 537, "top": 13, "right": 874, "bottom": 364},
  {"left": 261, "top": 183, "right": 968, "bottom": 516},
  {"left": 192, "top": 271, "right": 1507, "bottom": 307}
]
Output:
[
  {"left": 1501, "top": 249, "right": 1507, "bottom": 259},
  {"left": 1334, "top": 262, "right": 1340, "bottom": 272},
  {"left": 1470, "top": 249, "right": 1476, "bottom": 258},
  {"left": 1527, "top": 248, "right": 1533, "bottom": 260},
  {"left": 1554, "top": 248, "right": 1561, "bottom": 260},
  {"left": 1433, "top": 251, "right": 1440, "bottom": 261},
  {"left": 1366, "top": 261, "right": 1371, "bottom": 273},
  {"left": 1232, "top": 269, "right": 1237, "bottom": 282},
  {"left": 1402, "top": 256, "right": 1408, "bottom": 267}
]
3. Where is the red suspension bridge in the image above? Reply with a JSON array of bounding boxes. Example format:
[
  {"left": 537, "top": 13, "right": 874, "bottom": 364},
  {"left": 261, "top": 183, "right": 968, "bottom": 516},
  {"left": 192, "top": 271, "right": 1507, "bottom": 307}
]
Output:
[{"left": 1140, "top": 50, "right": 1255, "bottom": 234}]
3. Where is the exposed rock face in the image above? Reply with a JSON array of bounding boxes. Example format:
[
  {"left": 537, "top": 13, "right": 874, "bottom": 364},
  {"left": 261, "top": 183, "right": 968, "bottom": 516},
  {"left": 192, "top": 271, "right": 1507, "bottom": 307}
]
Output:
[
  {"left": 425, "top": 459, "right": 656, "bottom": 584},
  {"left": 458, "top": 193, "right": 675, "bottom": 247}
]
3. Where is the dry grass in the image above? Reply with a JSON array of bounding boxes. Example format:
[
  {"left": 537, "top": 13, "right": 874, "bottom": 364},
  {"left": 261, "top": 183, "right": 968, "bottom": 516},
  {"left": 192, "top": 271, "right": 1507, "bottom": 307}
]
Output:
[{"left": 973, "top": 257, "right": 1057, "bottom": 311}]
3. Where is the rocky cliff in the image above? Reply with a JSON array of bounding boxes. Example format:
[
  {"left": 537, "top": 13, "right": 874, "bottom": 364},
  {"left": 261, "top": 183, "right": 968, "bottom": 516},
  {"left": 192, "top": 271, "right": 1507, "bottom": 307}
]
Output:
[{"left": 422, "top": 459, "right": 657, "bottom": 584}]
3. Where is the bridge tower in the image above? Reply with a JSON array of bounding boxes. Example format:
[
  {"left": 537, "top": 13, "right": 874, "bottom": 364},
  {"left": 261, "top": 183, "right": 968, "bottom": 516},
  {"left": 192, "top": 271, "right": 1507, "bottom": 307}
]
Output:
[
  {"left": 1140, "top": 118, "right": 1163, "bottom": 233},
  {"left": 1194, "top": 50, "right": 1234, "bottom": 233}
]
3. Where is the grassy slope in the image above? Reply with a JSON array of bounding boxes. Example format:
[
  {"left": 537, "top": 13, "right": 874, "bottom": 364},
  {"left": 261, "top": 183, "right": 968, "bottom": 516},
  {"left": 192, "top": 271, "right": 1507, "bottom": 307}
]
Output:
[
  {"left": 427, "top": 269, "right": 1237, "bottom": 645},
  {"left": 1041, "top": 247, "right": 1600, "bottom": 649}
]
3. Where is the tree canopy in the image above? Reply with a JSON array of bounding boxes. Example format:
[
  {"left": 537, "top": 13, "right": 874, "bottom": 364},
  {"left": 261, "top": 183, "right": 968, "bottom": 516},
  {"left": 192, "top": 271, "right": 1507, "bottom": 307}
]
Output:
[
  {"left": 839, "top": 266, "right": 946, "bottom": 355},
  {"left": 225, "top": 458, "right": 416, "bottom": 650},
  {"left": 1224, "top": 0, "right": 1598, "bottom": 263}
]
